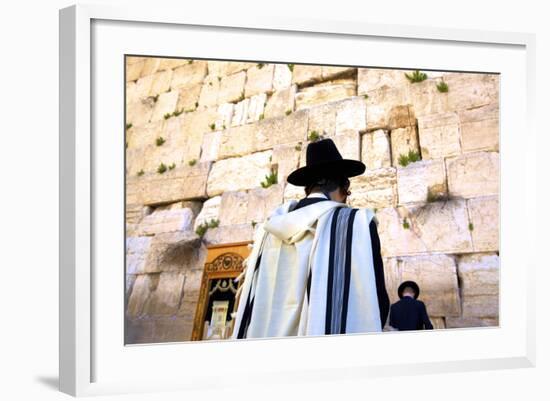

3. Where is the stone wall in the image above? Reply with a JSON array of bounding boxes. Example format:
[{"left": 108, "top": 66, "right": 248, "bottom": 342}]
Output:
[{"left": 125, "top": 57, "right": 499, "bottom": 343}]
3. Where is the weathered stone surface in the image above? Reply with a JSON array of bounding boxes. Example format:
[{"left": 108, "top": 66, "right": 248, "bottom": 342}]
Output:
[
  {"left": 194, "top": 196, "right": 221, "bottom": 232},
  {"left": 307, "top": 102, "right": 337, "bottom": 137},
  {"left": 295, "top": 80, "right": 356, "bottom": 110},
  {"left": 231, "top": 98, "right": 250, "bottom": 127},
  {"left": 126, "top": 236, "right": 153, "bottom": 275},
  {"left": 361, "top": 130, "right": 391, "bottom": 169},
  {"left": 292, "top": 64, "right": 323, "bottom": 86},
  {"left": 418, "top": 112, "right": 461, "bottom": 159},
  {"left": 445, "top": 317, "right": 498, "bottom": 328},
  {"left": 126, "top": 119, "right": 164, "bottom": 149},
  {"left": 457, "top": 253, "right": 499, "bottom": 297},
  {"left": 198, "top": 75, "right": 220, "bottom": 108},
  {"left": 335, "top": 97, "right": 367, "bottom": 135},
  {"left": 150, "top": 90, "right": 179, "bottom": 122},
  {"left": 149, "top": 69, "right": 173, "bottom": 96},
  {"left": 220, "top": 61, "right": 255, "bottom": 76},
  {"left": 358, "top": 68, "right": 411, "bottom": 95},
  {"left": 431, "top": 317, "right": 446, "bottom": 330},
  {"left": 127, "top": 271, "right": 187, "bottom": 317},
  {"left": 176, "top": 83, "right": 202, "bottom": 112},
  {"left": 215, "top": 103, "right": 234, "bottom": 130},
  {"left": 245, "top": 64, "right": 274, "bottom": 97},
  {"left": 126, "top": 98, "right": 155, "bottom": 128},
  {"left": 127, "top": 274, "right": 157, "bottom": 317},
  {"left": 322, "top": 66, "right": 356, "bottom": 80},
  {"left": 218, "top": 123, "right": 255, "bottom": 158},
  {"left": 200, "top": 130, "right": 222, "bottom": 162},
  {"left": 348, "top": 168, "right": 397, "bottom": 209},
  {"left": 126, "top": 59, "right": 144, "bottom": 81},
  {"left": 447, "top": 152, "right": 499, "bottom": 198},
  {"left": 467, "top": 196, "right": 499, "bottom": 252},
  {"left": 264, "top": 85, "right": 297, "bottom": 119},
  {"left": 246, "top": 93, "right": 267, "bottom": 123},
  {"left": 283, "top": 183, "right": 305, "bottom": 202},
  {"left": 246, "top": 184, "right": 284, "bottom": 224},
  {"left": 459, "top": 103, "right": 499, "bottom": 152},
  {"left": 461, "top": 295, "right": 499, "bottom": 318},
  {"left": 170, "top": 61, "right": 208, "bottom": 89},
  {"left": 179, "top": 108, "right": 219, "bottom": 163},
  {"left": 395, "top": 254, "right": 461, "bottom": 317},
  {"left": 218, "top": 71, "right": 246, "bottom": 104},
  {"left": 390, "top": 126, "right": 420, "bottom": 167},
  {"left": 140, "top": 58, "right": 161, "bottom": 77},
  {"left": 219, "top": 191, "right": 249, "bottom": 226},
  {"left": 444, "top": 73, "right": 499, "bottom": 111},
  {"left": 125, "top": 316, "right": 193, "bottom": 344},
  {"left": 203, "top": 223, "right": 254, "bottom": 245},
  {"left": 331, "top": 131, "right": 360, "bottom": 160},
  {"left": 273, "top": 63, "right": 293, "bottom": 90},
  {"left": 132, "top": 74, "right": 154, "bottom": 100},
  {"left": 408, "top": 78, "right": 449, "bottom": 117},
  {"left": 388, "top": 105, "right": 415, "bottom": 129},
  {"left": 126, "top": 81, "right": 139, "bottom": 104},
  {"left": 272, "top": 143, "right": 301, "bottom": 182},
  {"left": 126, "top": 139, "right": 185, "bottom": 177},
  {"left": 143, "top": 231, "right": 204, "bottom": 273},
  {"left": 159, "top": 58, "right": 193, "bottom": 71},
  {"left": 206, "top": 151, "right": 273, "bottom": 196},
  {"left": 254, "top": 109, "right": 309, "bottom": 151},
  {"left": 396, "top": 160, "right": 447, "bottom": 204},
  {"left": 135, "top": 207, "right": 196, "bottom": 236},
  {"left": 127, "top": 162, "right": 211, "bottom": 205}
]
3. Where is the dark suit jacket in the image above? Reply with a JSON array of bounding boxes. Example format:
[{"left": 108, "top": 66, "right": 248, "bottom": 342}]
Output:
[
  {"left": 293, "top": 196, "right": 390, "bottom": 328},
  {"left": 389, "top": 296, "right": 433, "bottom": 330}
]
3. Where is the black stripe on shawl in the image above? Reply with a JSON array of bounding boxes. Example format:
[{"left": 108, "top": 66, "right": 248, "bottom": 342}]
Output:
[
  {"left": 340, "top": 208, "right": 358, "bottom": 334},
  {"left": 236, "top": 254, "right": 262, "bottom": 339},
  {"left": 325, "top": 207, "right": 343, "bottom": 335}
]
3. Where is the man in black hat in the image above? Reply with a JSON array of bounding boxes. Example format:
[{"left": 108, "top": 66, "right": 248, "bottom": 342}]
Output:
[
  {"left": 233, "top": 138, "right": 390, "bottom": 338},
  {"left": 389, "top": 281, "right": 434, "bottom": 331}
]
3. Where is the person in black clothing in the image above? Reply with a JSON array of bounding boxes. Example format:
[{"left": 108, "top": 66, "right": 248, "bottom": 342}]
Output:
[{"left": 389, "top": 281, "right": 433, "bottom": 331}]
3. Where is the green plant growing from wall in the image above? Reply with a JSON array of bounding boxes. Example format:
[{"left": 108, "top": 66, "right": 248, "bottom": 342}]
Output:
[
  {"left": 398, "top": 149, "right": 422, "bottom": 167},
  {"left": 164, "top": 113, "right": 172, "bottom": 120},
  {"left": 217, "top": 76, "right": 222, "bottom": 82},
  {"left": 152, "top": 94, "right": 159, "bottom": 103},
  {"left": 285, "top": 109, "right": 292, "bottom": 116},
  {"left": 209, "top": 123, "right": 216, "bottom": 131},
  {"left": 157, "top": 163, "right": 167, "bottom": 174},
  {"left": 402, "top": 218, "right": 410, "bottom": 229},
  {"left": 308, "top": 130, "right": 321, "bottom": 142},
  {"left": 259, "top": 113, "right": 265, "bottom": 120},
  {"left": 363, "top": 94, "right": 369, "bottom": 99},
  {"left": 404, "top": 70, "right": 428, "bottom": 83},
  {"left": 126, "top": 123, "right": 133, "bottom": 130},
  {"left": 261, "top": 169, "right": 278, "bottom": 188},
  {"left": 156, "top": 136, "right": 166, "bottom": 146},
  {"left": 426, "top": 187, "right": 448, "bottom": 203},
  {"left": 188, "top": 60, "right": 194, "bottom": 64},
  {"left": 287, "top": 64, "right": 294, "bottom": 72},
  {"left": 468, "top": 222, "right": 474, "bottom": 231},
  {"left": 137, "top": 169, "right": 144, "bottom": 176},
  {"left": 436, "top": 81, "right": 449, "bottom": 93},
  {"left": 251, "top": 221, "right": 257, "bottom": 228},
  {"left": 168, "top": 163, "right": 176, "bottom": 170},
  {"left": 195, "top": 218, "right": 220, "bottom": 237},
  {"left": 295, "top": 142, "right": 302, "bottom": 151},
  {"left": 188, "top": 159, "right": 197, "bottom": 166},
  {"left": 237, "top": 91, "right": 245, "bottom": 102},
  {"left": 173, "top": 109, "right": 183, "bottom": 117},
  {"left": 222, "top": 124, "right": 226, "bottom": 130},
  {"left": 257, "top": 63, "right": 265, "bottom": 69},
  {"left": 195, "top": 101, "right": 199, "bottom": 108}
]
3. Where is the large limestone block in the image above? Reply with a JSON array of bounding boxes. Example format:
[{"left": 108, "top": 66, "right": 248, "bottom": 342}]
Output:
[
  {"left": 348, "top": 168, "right": 398, "bottom": 209},
  {"left": 126, "top": 274, "right": 156, "bottom": 317},
  {"left": 292, "top": 64, "right": 323, "bottom": 86},
  {"left": 203, "top": 223, "right": 254, "bottom": 245},
  {"left": 446, "top": 152, "right": 499, "bottom": 198},
  {"left": 273, "top": 63, "right": 293, "bottom": 90},
  {"left": 264, "top": 85, "right": 297, "bottom": 119},
  {"left": 307, "top": 102, "right": 337, "bottom": 137},
  {"left": 361, "top": 130, "right": 391, "bottom": 169},
  {"left": 418, "top": 112, "right": 461, "bottom": 159},
  {"left": 219, "top": 191, "right": 249, "bottom": 226},
  {"left": 332, "top": 131, "right": 360, "bottom": 160},
  {"left": 430, "top": 317, "right": 446, "bottom": 330},
  {"left": 335, "top": 97, "right": 367, "bottom": 135},
  {"left": 200, "top": 130, "right": 222, "bottom": 162},
  {"left": 126, "top": 81, "right": 139, "bottom": 104},
  {"left": 245, "top": 64, "right": 275, "bottom": 97},
  {"left": 390, "top": 126, "right": 420, "bottom": 167},
  {"left": 126, "top": 59, "right": 145, "bottom": 82},
  {"left": 149, "top": 69, "right": 173, "bottom": 97},
  {"left": 146, "top": 272, "right": 187, "bottom": 316},
  {"left": 170, "top": 61, "right": 208, "bottom": 90},
  {"left": 218, "top": 71, "right": 246, "bottom": 104},
  {"left": 231, "top": 98, "right": 250, "bottom": 127},
  {"left": 150, "top": 90, "right": 179, "bottom": 122},
  {"left": 126, "top": 236, "right": 153, "bottom": 275},
  {"left": 246, "top": 93, "right": 267, "bottom": 123},
  {"left": 283, "top": 183, "right": 305, "bottom": 202},
  {"left": 194, "top": 196, "right": 221, "bottom": 232},
  {"left": 322, "top": 66, "right": 356, "bottom": 80},
  {"left": 176, "top": 83, "right": 202, "bottom": 112},
  {"left": 220, "top": 61, "right": 256, "bottom": 76},
  {"left": 388, "top": 105, "right": 416, "bottom": 130},
  {"left": 126, "top": 98, "right": 155, "bottom": 128},
  {"left": 198, "top": 75, "right": 220, "bottom": 108},
  {"left": 126, "top": 139, "right": 185, "bottom": 176},
  {"left": 131, "top": 74, "right": 154, "bottom": 101},
  {"left": 457, "top": 253, "right": 499, "bottom": 297},
  {"left": 461, "top": 295, "right": 499, "bottom": 318},
  {"left": 215, "top": 103, "right": 234, "bottom": 130},
  {"left": 467, "top": 196, "right": 499, "bottom": 252},
  {"left": 246, "top": 184, "right": 284, "bottom": 224},
  {"left": 459, "top": 103, "right": 499, "bottom": 153},
  {"left": 396, "top": 160, "right": 447, "bottom": 204},
  {"left": 135, "top": 207, "right": 196, "bottom": 236},
  {"left": 253, "top": 109, "right": 309, "bottom": 152},
  {"left": 408, "top": 78, "right": 450, "bottom": 117},
  {"left": 159, "top": 58, "right": 193, "bottom": 71},
  {"left": 126, "top": 119, "right": 164, "bottom": 149},
  {"left": 179, "top": 108, "right": 219, "bottom": 162},
  {"left": 357, "top": 68, "right": 412, "bottom": 95},
  {"left": 398, "top": 254, "right": 461, "bottom": 317},
  {"left": 295, "top": 80, "right": 356, "bottom": 110},
  {"left": 218, "top": 123, "right": 256, "bottom": 159},
  {"left": 444, "top": 73, "right": 499, "bottom": 111},
  {"left": 125, "top": 316, "right": 192, "bottom": 344},
  {"left": 128, "top": 162, "right": 211, "bottom": 205},
  {"left": 272, "top": 143, "right": 301, "bottom": 182},
  {"left": 140, "top": 58, "right": 161, "bottom": 77},
  {"left": 206, "top": 151, "right": 273, "bottom": 196},
  {"left": 143, "top": 231, "right": 204, "bottom": 273},
  {"left": 445, "top": 317, "right": 498, "bottom": 328}
]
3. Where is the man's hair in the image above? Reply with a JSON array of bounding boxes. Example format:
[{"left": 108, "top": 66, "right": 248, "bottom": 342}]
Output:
[
  {"left": 304, "top": 175, "right": 350, "bottom": 196},
  {"left": 402, "top": 286, "right": 416, "bottom": 295}
]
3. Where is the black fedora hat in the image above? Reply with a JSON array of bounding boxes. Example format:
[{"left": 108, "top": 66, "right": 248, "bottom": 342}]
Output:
[
  {"left": 398, "top": 281, "right": 420, "bottom": 299},
  {"left": 287, "top": 138, "right": 366, "bottom": 186}
]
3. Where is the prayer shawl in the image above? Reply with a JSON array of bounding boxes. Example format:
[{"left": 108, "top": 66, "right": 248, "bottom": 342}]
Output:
[{"left": 232, "top": 196, "right": 381, "bottom": 339}]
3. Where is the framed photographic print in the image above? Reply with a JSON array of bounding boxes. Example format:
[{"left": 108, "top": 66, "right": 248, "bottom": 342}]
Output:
[{"left": 59, "top": 3, "right": 536, "bottom": 397}]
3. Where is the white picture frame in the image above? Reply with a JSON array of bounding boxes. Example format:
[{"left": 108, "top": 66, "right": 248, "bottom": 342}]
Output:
[{"left": 59, "top": 3, "right": 536, "bottom": 397}]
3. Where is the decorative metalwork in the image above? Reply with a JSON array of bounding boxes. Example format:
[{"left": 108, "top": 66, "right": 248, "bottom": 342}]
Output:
[{"left": 205, "top": 252, "right": 243, "bottom": 274}]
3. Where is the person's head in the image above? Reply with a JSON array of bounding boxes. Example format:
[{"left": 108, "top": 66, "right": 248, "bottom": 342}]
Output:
[
  {"left": 304, "top": 174, "right": 351, "bottom": 203},
  {"left": 401, "top": 286, "right": 416, "bottom": 298},
  {"left": 397, "top": 280, "right": 420, "bottom": 299}
]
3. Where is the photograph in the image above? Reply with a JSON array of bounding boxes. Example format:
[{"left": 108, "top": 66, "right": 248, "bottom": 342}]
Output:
[{"left": 124, "top": 57, "right": 500, "bottom": 344}]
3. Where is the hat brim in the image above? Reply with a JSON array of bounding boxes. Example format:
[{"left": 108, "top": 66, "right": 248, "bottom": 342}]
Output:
[
  {"left": 398, "top": 281, "right": 420, "bottom": 299},
  {"left": 287, "top": 159, "right": 366, "bottom": 186}
]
